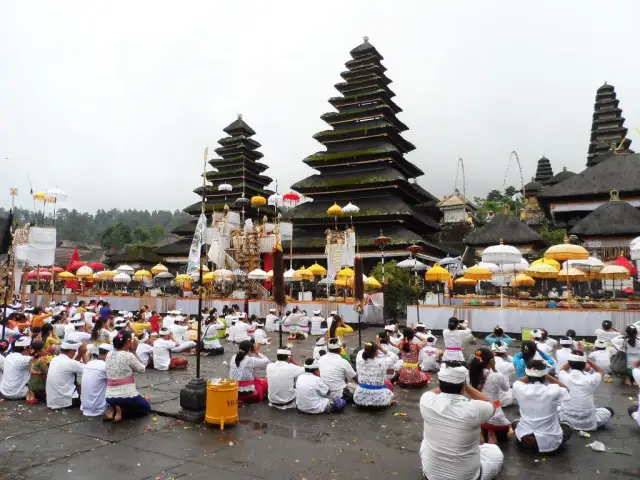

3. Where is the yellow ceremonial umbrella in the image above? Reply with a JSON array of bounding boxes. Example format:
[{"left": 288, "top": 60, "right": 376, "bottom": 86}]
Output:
[
  {"left": 531, "top": 258, "right": 561, "bottom": 271},
  {"left": 556, "top": 267, "right": 588, "bottom": 283},
  {"left": 454, "top": 277, "right": 477, "bottom": 286},
  {"left": 133, "top": 269, "right": 152, "bottom": 280},
  {"left": 365, "top": 276, "right": 382, "bottom": 289},
  {"left": 75, "top": 265, "right": 94, "bottom": 279},
  {"left": 251, "top": 195, "right": 267, "bottom": 207},
  {"left": 544, "top": 237, "right": 589, "bottom": 262},
  {"left": 513, "top": 274, "right": 535, "bottom": 287},
  {"left": 595, "top": 265, "right": 630, "bottom": 299},
  {"left": 327, "top": 203, "right": 343, "bottom": 228},
  {"left": 424, "top": 264, "right": 451, "bottom": 282},
  {"left": 525, "top": 263, "right": 558, "bottom": 279},
  {"left": 175, "top": 274, "right": 192, "bottom": 282},
  {"left": 99, "top": 270, "right": 117, "bottom": 280},
  {"left": 464, "top": 265, "right": 493, "bottom": 281},
  {"left": 308, "top": 262, "right": 327, "bottom": 277},
  {"left": 335, "top": 276, "right": 350, "bottom": 288},
  {"left": 294, "top": 266, "right": 314, "bottom": 281},
  {"left": 202, "top": 272, "right": 215, "bottom": 284},
  {"left": 57, "top": 271, "right": 75, "bottom": 280},
  {"left": 337, "top": 267, "right": 355, "bottom": 278},
  {"left": 151, "top": 263, "right": 168, "bottom": 275},
  {"left": 33, "top": 191, "right": 46, "bottom": 201}
]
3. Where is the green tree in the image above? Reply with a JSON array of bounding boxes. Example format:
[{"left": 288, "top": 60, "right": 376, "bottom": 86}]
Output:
[
  {"left": 133, "top": 227, "right": 151, "bottom": 243},
  {"left": 538, "top": 224, "right": 567, "bottom": 245},
  {"left": 473, "top": 185, "right": 524, "bottom": 222},
  {"left": 101, "top": 222, "right": 132, "bottom": 249},
  {"left": 368, "top": 260, "right": 420, "bottom": 320}
]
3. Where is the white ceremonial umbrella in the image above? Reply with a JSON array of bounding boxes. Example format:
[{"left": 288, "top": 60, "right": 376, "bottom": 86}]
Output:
[
  {"left": 631, "top": 236, "right": 640, "bottom": 247},
  {"left": 268, "top": 193, "right": 283, "bottom": 208},
  {"left": 232, "top": 269, "right": 248, "bottom": 278},
  {"left": 116, "top": 265, "right": 135, "bottom": 274},
  {"left": 247, "top": 268, "right": 268, "bottom": 280},
  {"left": 397, "top": 258, "right": 428, "bottom": 270},
  {"left": 45, "top": 188, "right": 68, "bottom": 202},
  {"left": 284, "top": 268, "right": 297, "bottom": 282},
  {"left": 501, "top": 258, "right": 529, "bottom": 273},
  {"left": 218, "top": 183, "right": 232, "bottom": 192},
  {"left": 631, "top": 241, "right": 640, "bottom": 261},
  {"left": 478, "top": 262, "right": 500, "bottom": 273},
  {"left": 342, "top": 202, "right": 360, "bottom": 226},
  {"left": 155, "top": 271, "right": 174, "bottom": 279},
  {"left": 482, "top": 242, "right": 522, "bottom": 307},
  {"left": 562, "top": 257, "right": 605, "bottom": 272},
  {"left": 113, "top": 273, "right": 131, "bottom": 284}
]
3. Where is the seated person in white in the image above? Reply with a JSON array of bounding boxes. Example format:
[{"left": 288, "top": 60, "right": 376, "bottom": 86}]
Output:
[
  {"left": 418, "top": 334, "right": 439, "bottom": 372},
  {"left": 225, "top": 316, "right": 237, "bottom": 342},
  {"left": 67, "top": 318, "right": 92, "bottom": 344},
  {"left": 233, "top": 316, "right": 252, "bottom": 343},
  {"left": 266, "top": 348, "right": 304, "bottom": 409},
  {"left": 490, "top": 341, "right": 515, "bottom": 407},
  {"left": 168, "top": 318, "right": 197, "bottom": 352},
  {"left": 152, "top": 328, "right": 188, "bottom": 370},
  {"left": 265, "top": 309, "right": 280, "bottom": 332},
  {"left": 512, "top": 359, "right": 572, "bottom": 453},
  {"left": 420, "top": 363, "right": 504, "bottom": 480},
  {"left": 318, "top": 338, "right": 358, "bottom": 401},
  {"left": 202, "top": 317, "right": 226, "bottom": 355},
  {"left": 595, "top": 319, "right": 622, "bottom": 352},
  {"left": 295, "top": 358, "right": 347, "bottom": 414},
  {"left": 46, "top": 340, "right": 90, "bottom": 409},
  {"left": 252, "top": 323, "right": 270, "bottom": 345},
  {"left": 588, "top": 340, "right": 611, "bottom": 374},
  {"left": 313, "top": 337, "right": 327, "bottom": 361},
  {"left": 414, "top": 324, "right": 429, "bottom": 342},
  {"left": 81, "top": 343, "right": 113, "bottom": 417},
  {"left": 326, "top": 310, "right": 337, "bottom": 332},
  {"left": 555, "top": 337, "right": 574, "bottom": 371},
  {"left": 162, "top": 311, "right": 178, "bottom": 329},
  {"left": 136, "top": 332, "right": 155, "bottom": 368},
  {"left": 377, "top": 331, "right": 400, "bottom": 381},
  {"left": 0, "top": 336, "right": 32, "bottom": 399},
  {"left": 281, "top": 311, "right": 292, "bottom": 333},
  {"left": 309, "top": 309, "right": 326, "bottom": 336},
  {"left": 558, "top": 350, "right": 613, "bottom": 431}
]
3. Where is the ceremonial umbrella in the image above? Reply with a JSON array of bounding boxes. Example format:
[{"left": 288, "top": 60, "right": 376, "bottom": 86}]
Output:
[
  {"left": 562, "top": 257, "right": 605, "bottom": 277},
  {"left": 75, "top": 266, "right": 94, "bottom": 279},
  {"left": 248, "top": 269, "right": 268, "bottom": 280},
  {"left": 397, "top": 258, "right": 428, "bottom": 270},
  {"left": 67, "top": 261, "right": 87, "bottom": 272},
  {"left": 525, "top": 263, "right": 558, "bottom": 279},
  {"left": 57, "top": 271, "right": 75, "bottom": 280},
  {"left": 202, "top": 272, "right": 215, "bottom": 284},
  {"left": 595, "top": 265, "right": 631, "bottom": 299},
  {"left": 513, "top": 274, "right": 535, "bottom": 288},
  {"left": 99, "top": 270, "right": 118, "bottom": 280},
  {"left": 294, "top": 266, "right": 314, "bottom": 281},
  {"left": 545, "top": 237, "right": 589, "bottom": 302},
  {"left": 232, "top": 269, "right": 248, "bottom": 278},
  {"left": 464, "top": 265, "right": 493, "bottom": 281},
  {"left": 116, "top": 264, "right": 135, "bottom": 275},
  {"left": 425, "top": 264, "right": 451, "bottom": 281},
  {"left": 154, "top": 271, "right": 174, "bottom": 279},
  {"left": 327, "top": 203, "right": 343, "bottom": 229},
  {"left": 151, "top": 263, "right": 168, "bottom": 275},
  {"left": 88, "top": 262, "right": 105, "bottom": 271},
  {"left": 613, "top": 256, "right": 637, "bottom": 276},
  {"left": 365, "top": 276, "right": 382, "bottom": 289},
  {"left": 175, "top": 274, "right": 192, "bottom": 285},
  {"left": 133, "top": 270, "right": 152, "bottom": 280},
  {"left": 337, "top": 267, "right": 355, "bottom": 278},
  {"left": 531, "top": 258, "right": 561, "bottom": 271},
  {"left": 113, "top": 273, "right": 131, "bottom": 283},
  {"left": 27, "top": 270, "right": 51, "bottom": 279},
  {"left": 267, "top": 192, "right": 282, "bottom": 208},
  {"left": 342, "top": 202, "right": 360, "bottom": 227},
  {"left": 284, "top": 268, "right": 297, "bottom": 282},
  {"left": 556, "top": 267, "right": 588, "bottom": 283},
  {"left": 454, "top": 277, "right": 477, "bottom": 286},
  {"left": 308, "top": 262, "right": 327, "bottom": 277}
]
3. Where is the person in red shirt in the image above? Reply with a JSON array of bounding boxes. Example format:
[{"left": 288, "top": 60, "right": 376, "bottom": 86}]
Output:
[{"left": 149, "top": 311, "right": 161, "bottom": 333}]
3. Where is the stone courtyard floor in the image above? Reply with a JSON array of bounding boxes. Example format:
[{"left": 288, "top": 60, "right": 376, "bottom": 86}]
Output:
[{"left": 0, "top": 330, "right": 638, "bottom": 479}]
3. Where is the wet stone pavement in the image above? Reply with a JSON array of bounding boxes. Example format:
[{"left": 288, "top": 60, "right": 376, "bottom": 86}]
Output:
[{"left": 0, "top": 330, "right": 638, "bottom": 479}]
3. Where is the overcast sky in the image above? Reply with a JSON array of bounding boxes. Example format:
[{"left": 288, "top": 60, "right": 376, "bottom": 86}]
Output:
[{"left": 2, "top": 0, "right": 639, "bottom": 213}]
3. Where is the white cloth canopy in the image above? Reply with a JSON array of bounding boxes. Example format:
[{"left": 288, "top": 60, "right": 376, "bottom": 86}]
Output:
[
  {"left": 482, "top": 243, "right": 522, "bottom": 265},
  {"left": 397, "top": 258, "right": 428, "bottom": 270},
  {"left": 113, "top": 273, "right": 131, "bottom": 284},
  {"left": 248, "top": 268, "right": 268, "bottom": 280},
  {"left": 116, "top": 265, "right": 134, "bottom": 274}
]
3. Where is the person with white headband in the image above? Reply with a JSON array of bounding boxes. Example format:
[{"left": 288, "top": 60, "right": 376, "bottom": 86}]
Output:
[
  {"left": 313, "top": 337, "right": 327, "bottom": 361},
  {"left": 512, "top": 360, "right": 572, "bottom": 453},
  {"left": 557, "top": 350, "right": 613, "bottom": 431},
  {"left": 555, "top": 337, "right": 575, "bottom": 371},
  {"left": 0, "top": 336, "right": 33, "bottom": 399},
  {"left": 420, "top": 362, "right": 504, "bottom": 480},
  {"left": 46, "top": 340, "right": 89, "bottom": 410},
  {"left": 588, "top": 340, "right": 611, "bottom": 378},
  {"left": 81, "top": 343, "right": 113, "bottom": 418},
  {"left": 318, "top": 337, "right": 358, "bottom": 401},
  {"left": 442, "top": 317, "right": 475, "bottom": 363},
  {"left": 266, "top": 348, "right": 304, "bottom": 410},
  {"left": 490, "top": 341, "right": 515, "bottom": 407},
  {"left": 309, "top": 309, "right": 326, "bottom": 336},
  {"left": 295, "top": 358, "right": 346, "bottom": 414}
]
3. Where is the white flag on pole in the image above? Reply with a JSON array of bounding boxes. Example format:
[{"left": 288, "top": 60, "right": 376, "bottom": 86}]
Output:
[{"left": 186, "top": 213, "right": 207, "bottom": 276}]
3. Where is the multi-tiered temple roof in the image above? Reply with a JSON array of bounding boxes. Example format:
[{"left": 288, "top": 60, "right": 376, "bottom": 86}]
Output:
[
  {"left": 156, "top": 116, "right": 272, "bottom": 262},
  {"left": 286, "top": 37, "right": 445, "bottom": 260},
  {"left": 185, "top": 115, "right": 272, "bottom": 215},
  {"left": 534, "top": 156, "right": 554, "bottom": 184},
  {"left": 586, "top": 83, "right": 633, "bottom": 167}
]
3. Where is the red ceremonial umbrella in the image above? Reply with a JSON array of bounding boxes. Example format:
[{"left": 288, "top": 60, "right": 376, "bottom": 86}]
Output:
[
  {"left": 27, "top": 270, "right": 52, "bottom": 279},
  {"left": 614, "top": 256, "right": 637, "bottom": 276},
  {"left": 67, "top": 260, "right": 86, "bottom": 272},
  {"left": 51, "top": 266, "right": 64, "bottom": 273},
  {"left": 283, "top": 191, "right": 301, "bottom": 207},
  {"left": 88, "top": 262, "right": 105, "bottom": 271}
]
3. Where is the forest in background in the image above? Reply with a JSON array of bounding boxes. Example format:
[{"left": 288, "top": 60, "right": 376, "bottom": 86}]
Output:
[{"left": 0, "top": 207, "right": 192, "bottom": 249}]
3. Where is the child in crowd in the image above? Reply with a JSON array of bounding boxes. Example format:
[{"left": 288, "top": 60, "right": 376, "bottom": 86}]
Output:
[
  {"left": 418, "top": 334, "right": 439, "bottom": 373},
  {"left": 26, "top": 340, "right": 48, "bottom": 404},
  {"left": 588, "top": 340, "right": 611, "bottom": 380}
]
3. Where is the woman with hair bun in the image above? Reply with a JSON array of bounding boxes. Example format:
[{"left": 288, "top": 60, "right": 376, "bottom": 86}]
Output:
[
  {"left": 229, "top": 339, "right": 270, "bottom": 403},
  {"left": 442, "top": 317, "right": 474, "bottom": 363},
  {"left": 396, "top": 328, "right": 429, "bottom": 387},
  {"left": 612, "top": 324, "right": 640, "bottom": 386},
  {"left": 353, "top": 340, "right": 395, "bottom": 408}
]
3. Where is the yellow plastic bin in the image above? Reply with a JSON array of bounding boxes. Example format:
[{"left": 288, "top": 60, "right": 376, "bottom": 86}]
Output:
[{"left": 205, "top": 379, "right": 238, "bottom": 430}]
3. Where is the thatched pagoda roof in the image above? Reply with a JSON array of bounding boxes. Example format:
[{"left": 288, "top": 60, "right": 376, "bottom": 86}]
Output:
[
  {"left": 464, "top": 214, "right": 546, "bottom": 247},
  {"left": 569, "top": 200, "right": 640, "bottom": 237}
]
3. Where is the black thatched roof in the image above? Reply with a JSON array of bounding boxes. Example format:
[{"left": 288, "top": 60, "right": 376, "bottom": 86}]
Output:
[
  {"left": 537, "top": 153, "right": 640, "bottom": 200},
  {"left": 546, "top": 167, "right": 576, "bottom": 185},
  {"left": 569, "top": 200, "right": 640, "bottom": 237},
  {"left": 171, "top": 220, "right": 197, "bottom": 235},
  {"left": 522, "top": 179, "right": 543, "bottom": 195},
  {"left": 154, "top": 238, "right": 192, "bottom": 256},
  {"left": 535, "top": 156, "right": 553, "bottom": 183},
  {"left": 349, "top": 37, "right": 382, "bottom": 59},
  {"left": 464, "top": 214, "right": 546, "bottom": 247},
  {"left": 222, "top": 115, "right": 256, "bottom": 136},
  {"left": 107, "top": 248, "right": 162, "bottom": 264}
]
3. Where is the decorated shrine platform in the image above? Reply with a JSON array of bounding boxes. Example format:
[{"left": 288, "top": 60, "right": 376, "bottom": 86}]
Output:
[
  {"left": 27, "top": 294, "right": 384, "bottom": 324},
  {"left": 406, "top": 304, "right": 640, "bottom": 336}
]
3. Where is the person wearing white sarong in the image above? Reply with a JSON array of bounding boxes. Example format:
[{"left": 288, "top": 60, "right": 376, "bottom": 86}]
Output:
[
  {"left": 202, "top": 317, "right": 225, "bottom": 355},
  {"left": 313, "top": 337, "right": 327, "bottom": 361},
  {"left": 252, "top": 324, "right": 270, "bottom": 345},
  {"left": 169, "top": 318, "right": 196, "bottom": 352},
  {"left": 558, "top": 351, "right": 613, "bottom": 431},
  {"left": 512, "top": 360, "right": 572, "bottom": 453},
  {"left": 295, "top": 358, "right": 347, "bottom": 414},
  {"left": 309, "top": 310, "right": 326, "bottom": 336},
  {"left": 419, "top": 363, "right": 504, "bottom": 480},
  {"left": 81, "top": 343, "right": 112, "bottom": 417},
  {"left": 490, "top": 342, "right": 515, "bottom": 407},
  {"left": 265, "top": 309, "right": 280, "bottom": 332},
  {"left": 442, "top": 318, "right": 474, "bottom": 362},
  {"left": 418, "top": 334, "right": 439, "bottom": 373},
  {"left": 266, "top": 348, "right": 304, "bottom": 410}
]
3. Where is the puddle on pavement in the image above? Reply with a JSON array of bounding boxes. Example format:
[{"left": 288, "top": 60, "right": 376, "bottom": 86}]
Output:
[{"left": 240, "top": 419, "right": 331, "bottom": 443}]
